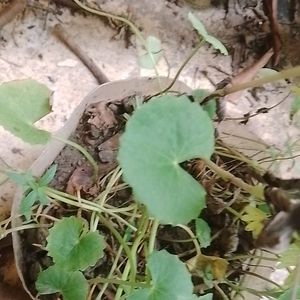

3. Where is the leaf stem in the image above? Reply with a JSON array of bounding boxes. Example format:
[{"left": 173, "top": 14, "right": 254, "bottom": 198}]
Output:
[
  {"left": 98, "top": 214, "right": 136, "bottom": 283},
  {"left": 202, "top": 158, "right": 264, "bottom": 199},
  {"left": 216, "top": 65, "right": 300, "bottom": 97},
  {"left": 213, "top": 282, "right": 230, "bottom": 300},
  {"left": 72, "top": 0, "right": 160, "bottom": 77},
  {"left": 1, "top": 223, "right": 48, "bottom": 238},
  {"left": 226, "top": 254, "right": 278, "bottom": 262},
  {"left": 89, "top": 277, "right": 150, "bottom": 288},
  {"left": 148, "top": 218, "right": 159, "bottom": 254},
  {"left": 115, "top": 215, "right": 149, "bottom": 300}
]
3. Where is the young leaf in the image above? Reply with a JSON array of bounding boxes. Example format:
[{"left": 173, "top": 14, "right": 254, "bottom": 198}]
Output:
[
  {"left": 0, "top": 79, "right": 51, "bottom": 144},
  {"left": 20, "top": 190, "right": 38, "bottom": 221},
  {"left": 241, "top": 205, "right": 267, "bottom": 238},
  {"left": 118, "top": 95, "right": 214, "bottom": 224},
  {"left": 46, "top": 216, "right": 105, "bottom": 271},
  {"left": 128, "top": 250, "right": 197, "bottom": 300},
  {"left": 138, "top": 36, "right": 162, "bottom": 69},
  {"left": 38, "top": 165, "right": 57, "bottom": 186},
  {"left": 195, "top": 218, "right": 211, "bottom": 248},
  {"left": 7, "top": 171, "right": 35, "bottom": 187},
  {"left": 188, "top": 12, "right": 228, "bottom": 55},
  {"left": 36, "top": 265, "right": 88, "bottom": 300}
]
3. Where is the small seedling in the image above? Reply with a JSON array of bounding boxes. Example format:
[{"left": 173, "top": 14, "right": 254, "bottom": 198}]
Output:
[
  {"left": 8, "top": 165, "right": 57, "bottom": 220},
  {"left": 36, "top": 216, "right": 105, "bottom": 300}
]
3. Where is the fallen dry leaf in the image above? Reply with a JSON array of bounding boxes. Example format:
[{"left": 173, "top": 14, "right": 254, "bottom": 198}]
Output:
[
  {"left": 66, "top": 165, "right": 94, "bottom": 195},
  {"left": 186, "top": 253, "right": 228, "bottom": 280}
]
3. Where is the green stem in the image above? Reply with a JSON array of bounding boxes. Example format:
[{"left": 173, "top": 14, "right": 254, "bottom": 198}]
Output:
[
  {"left": 96, "top": 246, "right": 124, "bottom": 300},
  {"left": 89, "top": 277, "right": 149, "bottom": 288},
  {"left": 72, "top": 0, "right": 159, "bottom": 77},
  {"left": 242, "top": 270, "right": 282, "bottom": 289},
  {"left": 115, "top": 215, "right": 149, "bottom": 300},
  {"left": 177, "top": 224, "right": 201, "bottom": 255},
  {"left": 53, "top": 136, "right": 98, "bottom": 180},
  {"left": 203, "top": 158, "right": 264, "bottom": 199},
  {"left": 1, "top": 223, "right": 48, "bottom": 238},
  {"left": 216, "top": 65, "right": 300, "bottom": 97},
  {"left": 213, "top": 282, "right": 230, "bottom": 300},
  {"left": 98, "top": 214, "right": 136, "bottom": 283},
  {"left": 226, "top": 254, "right": 278, "bottom": 262},
  {"left": 45, "top": 188, "right": 137, "bottom": 231},
  {"left": 156, "top": 40, "right": 204, "bottom": 95},
  {"left": 224, "top": 206, "right": 243, "bottom": 219},
  {"left": 225, "top": 280, "right": 275, "bottom": 299},
  {"left": 148, "top": 219, "right": 159, "bottom": 254}
]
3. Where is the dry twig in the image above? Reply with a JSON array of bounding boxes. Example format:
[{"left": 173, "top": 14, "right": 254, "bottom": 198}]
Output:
[{"left": 53, "top": 24, "right": 109, "bottom": 84}]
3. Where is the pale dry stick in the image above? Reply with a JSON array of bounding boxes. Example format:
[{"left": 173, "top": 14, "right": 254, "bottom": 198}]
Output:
[
  {"left": 0, "top": 0, "right": 26, "bottom": 29},
  {"left": 53, "top": 24, "right": 109, "bottom": 84}
]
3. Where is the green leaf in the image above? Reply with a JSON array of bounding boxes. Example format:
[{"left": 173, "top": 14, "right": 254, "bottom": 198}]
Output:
[
  {"left": 202, "top": 100, "right": 216, "bottom": 119},
  {"left": 46, "top": 216, "right": 105, "bottom": 271},
  {"left": 279, "top": 243, "right": 300, "bottom": 268},
  {"left": 118, "top": 95, "right": 214, "bottom": 224},
  {"left": 290, "top": 96, "right": 300, "bottom": 119},
  {"left": 138, "top": 36, "right": 162, "bottom": 69},
  {"left": 204, "top": 35, "right": 228, "bottom": 56},
  {"left": 241, "top": 205, "right": 267, "bottom": 238},
  {"left": 0, "top": 79, "right": 51, "bottom": 144},
  {"left": 191, "top": 89, "right": 210, "bottom": 103},
  {"left": 20, "top": 190, "right": 38, "bottom": 220},
  {"left": 195, "top": 218, "right": 211, "bottom": 248},
  {"left": 188, "top": 12, "right": 228, "bottom": 55},
  {"left": 36, "top": 265, "right": 88, "bottom": 300},
  {"left": 7, "top": 171, "right": 35, "bottom": 187},
  {"left": 277, "top": 287, "right": 300, "bottom": 300},
  {"left": 128, "top": 250, "right": 197, "bottom": 300},
  {"left": 38, "top": 165, "right": 57, "bottom": 186},
  {"left": 36, "top": 187, "right": 49, "bottom": 205}
]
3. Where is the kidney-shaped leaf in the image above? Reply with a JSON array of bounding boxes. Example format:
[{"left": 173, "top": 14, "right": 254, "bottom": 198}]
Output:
[
  {"left": 0, "top": 79, "right": 51, "bottom": 144},
  {"left": 118, "top": 95, "right": 214, "bottom": 224},
  {"left": 46, "top": 216, "right": 105, "bottom": 271},
  {"left": 128, "top": 250, "right": 197, "bottom": 300},
  {"left": 36, "top": 265, "right": 88, "bottom": 300}
]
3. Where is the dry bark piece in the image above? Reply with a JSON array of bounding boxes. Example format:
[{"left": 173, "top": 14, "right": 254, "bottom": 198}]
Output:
[{"left": 66, "top": 165, "right": 94, "bottom": 195}]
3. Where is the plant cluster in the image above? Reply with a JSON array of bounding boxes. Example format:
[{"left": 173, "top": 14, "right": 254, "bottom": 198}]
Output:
[{"left": 1, "top": 3, "right": 300, "bottom": 300}]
